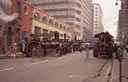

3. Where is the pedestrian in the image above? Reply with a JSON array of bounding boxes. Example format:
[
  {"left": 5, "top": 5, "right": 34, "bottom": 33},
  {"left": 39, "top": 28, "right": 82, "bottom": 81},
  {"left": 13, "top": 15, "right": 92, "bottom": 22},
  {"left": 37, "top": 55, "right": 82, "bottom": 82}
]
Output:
[
  {"left": 37, "top": 42, "right": 43, "bottom": 57},
  {"left": 2, "top": 43, "right": 6, "bottom": 54},
  {"left": 24, "top": 36, "right": 29, "bottom": 44},
  {"left": 113, "top": 44, "right": 118, "bottom": 58},
  {"left": 85, "top": 44, "right": 89, "bottom": 61},
  {"left": 11, "top": 42, "right": 17, "bottom": 58},
  {"left": 79, "top": 46, "right": 83, "bottom": 53},
  {"left": 71, "top": 43, "right": 74, "bottom": 53},
  {"left": 21, "top": 39, "right": 26, "bottom": 54}
]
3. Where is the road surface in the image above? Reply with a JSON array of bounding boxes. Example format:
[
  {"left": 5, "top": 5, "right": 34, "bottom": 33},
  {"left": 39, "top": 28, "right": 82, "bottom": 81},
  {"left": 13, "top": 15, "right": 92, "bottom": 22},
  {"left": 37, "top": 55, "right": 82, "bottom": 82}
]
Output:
[{"left": 0, "top": 50, "right": 112, "bottom": 82}]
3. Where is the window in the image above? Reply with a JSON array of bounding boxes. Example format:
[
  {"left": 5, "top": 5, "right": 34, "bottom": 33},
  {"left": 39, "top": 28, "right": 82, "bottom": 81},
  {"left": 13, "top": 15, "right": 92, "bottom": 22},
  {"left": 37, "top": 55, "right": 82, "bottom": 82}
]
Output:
[
  {"left": 95, "top": 14, "right": 98, "bottom": 16},
  {"left": 7, "top": 27, "right": 12, "bottom": 46},
  {"left": 35, "top": 26, "right": 41, "bottom": 34},
  {"left": 55, "top": 22, "right": 58, "bottom": 27},
  {"left": 50, "top": 31, "right": 54, "bottom": 36},
  {"left": 75, "top": 32, "right": 80, "bottom": 36},
  {"left": 64, "top": 26, "right": 66, "bottom": 30},
  {"left": 77, "top": 11, "right": 81, "bottom": 15},
  {"left": 49, "top": 19, "right": 53, "bottom": 25},
  {"left": 17, "top": 2, "right": 21, "bottom": 13},
  {"left": 60, "top": 24, "right": 62, "bottom": 28},
  {"left": 77, "top": 18, "right": 80, "bottom": 22},
  {"left": 42, "top": 16, "right": 47, "bottom": 22},
  {"left": 34, "top": 12, "right": 40, "bottom": 20},
  {"left": 24, "top": 5, "right": 28, "bottom": 15},
  {"left": 43, "top": 29, "right": 48, "bottom": 35},
  {"left": 50, "top": 31, "right": 54, "bottom": 39},
  {"left": 21, "top": 31, "right": 28, "bottom": 40},
  {"left": 16, "top": 29, "right": 20, "bottom": 44},
  {"left": 43, "top": 29, "right": 48, "bottom": 40},
  {"left": 72, "top": 24, "right": 80, "bottom": 29},
  {"left": 67, "top": 28, "right": 69, "bottom": 32}
]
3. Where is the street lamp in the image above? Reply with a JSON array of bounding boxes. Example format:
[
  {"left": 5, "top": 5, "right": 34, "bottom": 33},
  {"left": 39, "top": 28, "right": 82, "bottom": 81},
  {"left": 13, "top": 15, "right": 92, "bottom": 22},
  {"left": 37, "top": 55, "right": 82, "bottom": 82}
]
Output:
[
  {"left": 115, "top": 1, "right": 125, "bottom": 82},
  {"left": 115, "top": 0, "right": 119, "bottom": 5}
]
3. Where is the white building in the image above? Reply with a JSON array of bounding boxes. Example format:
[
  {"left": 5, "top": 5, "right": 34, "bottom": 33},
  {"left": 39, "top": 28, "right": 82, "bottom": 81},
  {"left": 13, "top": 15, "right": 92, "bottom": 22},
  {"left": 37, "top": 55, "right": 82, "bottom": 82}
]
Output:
[
  {"left": 25, "top": 0, "right": 93, "bottom": 41},
  {"left": 93, "top": 3, "right": 103, "bottom": 36}
]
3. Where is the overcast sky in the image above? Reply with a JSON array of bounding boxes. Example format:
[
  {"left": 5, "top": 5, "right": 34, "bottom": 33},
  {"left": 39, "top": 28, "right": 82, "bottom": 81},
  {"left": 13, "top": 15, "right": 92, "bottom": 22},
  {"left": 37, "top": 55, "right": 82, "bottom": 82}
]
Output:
[{"left": 92, "top": 0, "right": 121, "bottom": 38}]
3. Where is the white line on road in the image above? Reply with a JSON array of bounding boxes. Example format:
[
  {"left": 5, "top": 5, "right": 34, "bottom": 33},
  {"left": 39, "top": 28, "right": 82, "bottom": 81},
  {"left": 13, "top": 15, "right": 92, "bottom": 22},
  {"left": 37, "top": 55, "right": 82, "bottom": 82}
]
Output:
[
  {"left": 105, "top": 63, "right": 111, "bottom": 78},
  {"left": 56, "top": 56, "right": 66, "bottom": 60},
  {"left": 30, "top": 60, "right": 49, "bottom": 65},
  {"left": 0, "top": 67, "right": 15, "bottom": 72},
  {"left": 70, "top": 55, "right": 73, "bottom": 57},
  {"left": 70, "top": 54, "right": 76, "bottom": 56},
  {"left": 69, "top": 75, "right": 73, "bottom": 78}
]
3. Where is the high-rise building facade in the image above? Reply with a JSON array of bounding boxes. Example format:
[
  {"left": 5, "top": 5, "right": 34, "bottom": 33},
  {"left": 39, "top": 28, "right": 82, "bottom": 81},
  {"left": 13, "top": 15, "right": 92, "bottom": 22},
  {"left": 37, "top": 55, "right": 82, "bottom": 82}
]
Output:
[
  {"left": 118, "top": 1, "right": 128, "bottom": 42},
  {"left": 93, "top": 3, "right": 103, "bottom": 36},
  {"left": 25, "top": 0, "right": 93, "bottom": 41},
  {"left": 81, "top": 0, "right": 93, "bottom": 41}
]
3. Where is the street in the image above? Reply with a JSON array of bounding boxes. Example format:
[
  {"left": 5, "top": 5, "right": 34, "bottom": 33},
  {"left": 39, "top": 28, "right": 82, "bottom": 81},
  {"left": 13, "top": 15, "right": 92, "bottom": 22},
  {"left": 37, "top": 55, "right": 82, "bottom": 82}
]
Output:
[{"left": 0, "top": 50, "right": 112, "bottom": 82}]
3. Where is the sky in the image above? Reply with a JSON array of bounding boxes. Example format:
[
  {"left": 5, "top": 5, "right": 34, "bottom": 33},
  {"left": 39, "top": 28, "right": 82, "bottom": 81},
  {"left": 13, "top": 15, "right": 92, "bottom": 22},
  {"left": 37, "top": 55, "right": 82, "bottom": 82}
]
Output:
[{"left": 92, "top": 0, "right": 121, "bottom": 38}]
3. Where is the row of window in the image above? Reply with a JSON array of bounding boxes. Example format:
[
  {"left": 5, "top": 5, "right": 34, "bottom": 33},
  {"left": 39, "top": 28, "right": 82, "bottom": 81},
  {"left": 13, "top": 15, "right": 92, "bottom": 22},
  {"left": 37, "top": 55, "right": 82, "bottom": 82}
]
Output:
[
  {"left": 34, "top": 12, "right": 69, "bottom": 32},
  {"left": 38, "top": 3, "right": 80, "bottom": 8},
  {"left": 61, "top": 17, "right": 81, "bottom": 22},
  {"left": 75, "top": 32, "right": 80, "bottom": 36},
  {"left": 6, "top": 27, "right": 28, "bottom": 46},
  {"left": 47, "top": 10, "right": 81, "bottom": 15},
  {"left": 34, "top": 27, "right": 69, "bottom": 40}
]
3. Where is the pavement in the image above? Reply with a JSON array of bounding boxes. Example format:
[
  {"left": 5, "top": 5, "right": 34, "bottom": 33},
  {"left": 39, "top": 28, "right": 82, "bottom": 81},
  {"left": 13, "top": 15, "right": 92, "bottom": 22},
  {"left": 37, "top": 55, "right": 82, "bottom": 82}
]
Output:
[
  {"left": 0, "top": 52, "right": 25, "bottom": 59},
  {"left": 111, "top": 50, "right": 128, "bottom": 82}
]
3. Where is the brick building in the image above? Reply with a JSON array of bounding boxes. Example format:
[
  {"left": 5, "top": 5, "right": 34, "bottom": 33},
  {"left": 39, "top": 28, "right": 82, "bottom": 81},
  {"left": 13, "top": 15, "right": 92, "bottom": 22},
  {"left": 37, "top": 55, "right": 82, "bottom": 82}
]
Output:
[
  {"left": 0, "top": 0, "right": 33, "bottom": 53},
  {"left": 0, "top": 0, "right": 74, "bottom": 53}
]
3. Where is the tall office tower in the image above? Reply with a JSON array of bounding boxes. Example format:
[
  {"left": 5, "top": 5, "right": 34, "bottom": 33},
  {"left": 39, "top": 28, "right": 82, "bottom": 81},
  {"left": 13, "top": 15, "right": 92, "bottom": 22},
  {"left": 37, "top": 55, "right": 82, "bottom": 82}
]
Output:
[
  {"left": 25, "top": 0, "right": 93, "bottom": 41},
  {"left": 93, "top": 3, "right": 103, "bottom": 36},
  {"left": 81, "top": 0, "right": 93, "bottom": 41},
  {"left": 118, "top": 1, "right": 128, "bottom": 41}
]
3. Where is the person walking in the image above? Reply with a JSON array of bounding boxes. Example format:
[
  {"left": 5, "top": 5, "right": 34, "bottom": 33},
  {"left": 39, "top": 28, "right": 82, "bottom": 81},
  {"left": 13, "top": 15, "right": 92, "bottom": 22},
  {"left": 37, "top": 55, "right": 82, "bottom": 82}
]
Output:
[
  {"left": 85, "top": 44, "right": 89, "bottom": 61},
  {"left": 11, "top": 42, "right": 17, "bottom": 58},
  {"left": 21, "top": 39, "right": 26, "bottom": 55},
  {"left": 71, "top": 43, "right": 74, "bottom": 53}
]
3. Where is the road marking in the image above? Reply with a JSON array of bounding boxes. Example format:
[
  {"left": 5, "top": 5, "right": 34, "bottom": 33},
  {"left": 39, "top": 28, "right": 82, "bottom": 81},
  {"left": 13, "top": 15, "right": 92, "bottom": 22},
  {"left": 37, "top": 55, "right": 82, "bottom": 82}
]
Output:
[
  {"left": 30, "top": 60, "right": 49, "bottom": 65},
  {"left": 69, "top": 75, "right": 73, "bottom": 78},
  {"left": 105, "top": 63, "right": 111, "bottom": 78},
  {"left": 70, "top": 54, "right": 76, "bottom": 57},
  {"left": 70, "top": 54, "right": 75, "bottom": 56},
  {"left": 0, "top": 67, "right": 14, "bottom": 72},
  {"left": 56, "top": 56, "right": 66, "bottom": 60}
]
